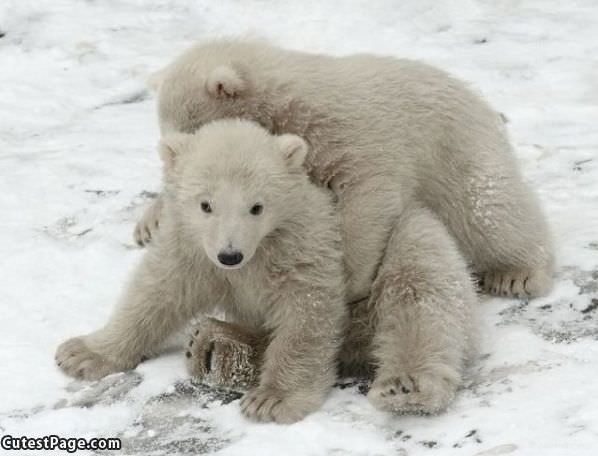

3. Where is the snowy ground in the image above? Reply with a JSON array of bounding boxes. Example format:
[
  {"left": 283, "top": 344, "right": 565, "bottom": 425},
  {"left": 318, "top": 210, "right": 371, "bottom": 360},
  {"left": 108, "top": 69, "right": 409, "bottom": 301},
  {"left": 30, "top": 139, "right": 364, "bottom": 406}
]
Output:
[{"left": 1, "top": 1, "right": 597, "bottom": 455}]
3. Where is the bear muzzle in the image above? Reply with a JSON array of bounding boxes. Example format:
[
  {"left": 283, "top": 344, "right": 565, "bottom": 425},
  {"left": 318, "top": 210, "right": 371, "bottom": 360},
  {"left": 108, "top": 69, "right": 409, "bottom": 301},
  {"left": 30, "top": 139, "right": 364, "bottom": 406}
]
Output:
[{"left": 217, "top": 250, "right": 244, "bottom": 267}]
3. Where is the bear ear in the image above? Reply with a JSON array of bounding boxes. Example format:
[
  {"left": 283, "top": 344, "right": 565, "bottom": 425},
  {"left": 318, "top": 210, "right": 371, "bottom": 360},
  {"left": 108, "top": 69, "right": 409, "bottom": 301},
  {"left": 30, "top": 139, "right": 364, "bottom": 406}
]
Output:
[
  {"left": 159, "top": 133, "right": 191, "bottom": 172},
  {"left": 277, "top": 134, "right": 308, "bottom": 170},
  {"left": 205, "top": 64, "right": 248, "bottom": 99}
]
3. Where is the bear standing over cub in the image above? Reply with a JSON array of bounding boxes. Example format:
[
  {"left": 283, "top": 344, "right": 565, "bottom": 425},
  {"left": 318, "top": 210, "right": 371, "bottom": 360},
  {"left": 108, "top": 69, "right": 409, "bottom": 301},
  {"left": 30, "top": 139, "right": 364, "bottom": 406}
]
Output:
[{"left": 57, "top": 39, "right": 553, "bottom": 423}]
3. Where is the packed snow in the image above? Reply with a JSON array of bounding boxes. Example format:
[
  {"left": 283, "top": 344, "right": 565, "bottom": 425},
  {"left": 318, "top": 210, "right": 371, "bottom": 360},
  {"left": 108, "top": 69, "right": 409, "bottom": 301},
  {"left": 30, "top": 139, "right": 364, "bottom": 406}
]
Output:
[{"left": 0, "top": 1, "right": 597, "bottom": 455}]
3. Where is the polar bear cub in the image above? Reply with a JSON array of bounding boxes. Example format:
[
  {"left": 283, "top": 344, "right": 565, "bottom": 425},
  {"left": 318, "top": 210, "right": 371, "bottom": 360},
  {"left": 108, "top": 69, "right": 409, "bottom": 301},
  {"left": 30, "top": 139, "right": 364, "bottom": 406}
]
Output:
[
  {"left": 139, "top": 39, "right": 554, "bottom": 300},
  {"left": 55, "top": 119, "right": 346, "bottom": 424}
]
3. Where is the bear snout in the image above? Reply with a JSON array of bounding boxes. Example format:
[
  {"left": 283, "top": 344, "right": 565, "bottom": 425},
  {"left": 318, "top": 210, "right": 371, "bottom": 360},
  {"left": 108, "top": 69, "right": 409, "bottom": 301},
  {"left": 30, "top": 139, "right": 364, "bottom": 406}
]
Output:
[{"left": 217, "top": 250, "right": 244, "bottom": 266}]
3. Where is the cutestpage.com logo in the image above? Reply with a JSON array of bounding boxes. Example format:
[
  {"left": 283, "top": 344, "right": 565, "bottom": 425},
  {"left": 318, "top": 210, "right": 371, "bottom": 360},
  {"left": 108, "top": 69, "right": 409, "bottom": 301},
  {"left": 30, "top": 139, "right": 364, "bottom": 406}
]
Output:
[{"left": 1, "top": 434, "right": 122, "bottom": 453}]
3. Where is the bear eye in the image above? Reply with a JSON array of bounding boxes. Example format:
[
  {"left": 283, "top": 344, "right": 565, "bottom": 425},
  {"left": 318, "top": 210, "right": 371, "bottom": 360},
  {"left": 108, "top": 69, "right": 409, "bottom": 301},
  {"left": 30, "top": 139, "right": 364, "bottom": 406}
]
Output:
[
  {"left": 250, "top": 203, "right": 263, "bottom": 216},
  {"left": 200, "top": 201, "right": 212, "bottom": 213}
]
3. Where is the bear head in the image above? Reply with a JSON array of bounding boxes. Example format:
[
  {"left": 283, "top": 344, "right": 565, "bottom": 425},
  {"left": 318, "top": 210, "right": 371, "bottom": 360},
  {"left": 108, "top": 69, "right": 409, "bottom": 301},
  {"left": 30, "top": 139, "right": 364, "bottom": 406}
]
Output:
[
  {"left": 148, "top": 41, "right": 277, "bottom": 137},
  {"left": 160, "top": 119, "right": 308, "bottom": 270}
]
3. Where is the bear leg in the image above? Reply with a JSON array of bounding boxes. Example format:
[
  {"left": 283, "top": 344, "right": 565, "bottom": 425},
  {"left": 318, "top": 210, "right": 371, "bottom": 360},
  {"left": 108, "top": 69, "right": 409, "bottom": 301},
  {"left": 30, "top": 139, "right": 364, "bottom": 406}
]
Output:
[
  {"left": 366, "top": 205, "right": 477, "bottom": 414},
  {"left": 430, "top": 166, "right": 554, "bottom": 299}
]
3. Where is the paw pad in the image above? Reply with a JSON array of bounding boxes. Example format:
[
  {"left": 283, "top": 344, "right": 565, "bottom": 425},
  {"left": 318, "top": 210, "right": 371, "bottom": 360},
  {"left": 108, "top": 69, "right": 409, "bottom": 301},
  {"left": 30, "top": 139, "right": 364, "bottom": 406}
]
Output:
[{"left": 185, "top": 321, "right": 260, "bottom": 389}]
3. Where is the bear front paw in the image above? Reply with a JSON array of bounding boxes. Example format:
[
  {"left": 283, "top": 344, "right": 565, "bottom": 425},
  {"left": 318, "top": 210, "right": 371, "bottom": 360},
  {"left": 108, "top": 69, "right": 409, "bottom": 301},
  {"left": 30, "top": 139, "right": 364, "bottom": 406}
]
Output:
[
  {"left": 133, "top": 200, "right": 161, "bottom": 247},
  {"left": 240, "top": 387, "right": 312, "bottom": 424},
  {"left": 55, "top": 337, "right": 121, "bottom": 381},
  {"left": 185, "top": 319, "right": 261, "bottom": 389},
  {"left": 368, "top": 370, "right": 458, "bottom": 415}
]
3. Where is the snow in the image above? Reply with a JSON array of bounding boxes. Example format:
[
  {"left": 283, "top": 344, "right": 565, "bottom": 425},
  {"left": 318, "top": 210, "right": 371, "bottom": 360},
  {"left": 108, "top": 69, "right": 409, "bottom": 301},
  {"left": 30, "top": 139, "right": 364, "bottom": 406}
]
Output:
[{"left": 1, "top": 1, "right": 597, "bottom": 454}]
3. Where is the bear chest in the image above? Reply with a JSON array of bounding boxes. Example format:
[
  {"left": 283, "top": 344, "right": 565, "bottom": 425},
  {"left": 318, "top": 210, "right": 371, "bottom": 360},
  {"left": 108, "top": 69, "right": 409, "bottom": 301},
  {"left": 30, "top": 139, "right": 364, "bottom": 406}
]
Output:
[{"left": 224, "top": 273, "right": 277, "bottom": 328}]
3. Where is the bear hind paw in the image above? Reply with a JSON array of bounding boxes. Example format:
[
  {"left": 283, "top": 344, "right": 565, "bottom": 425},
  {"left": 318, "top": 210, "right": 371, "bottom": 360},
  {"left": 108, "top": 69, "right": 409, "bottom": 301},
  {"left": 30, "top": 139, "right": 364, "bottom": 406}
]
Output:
[{"left": 479, "top": 268, "right": 552, "bottom": 298}]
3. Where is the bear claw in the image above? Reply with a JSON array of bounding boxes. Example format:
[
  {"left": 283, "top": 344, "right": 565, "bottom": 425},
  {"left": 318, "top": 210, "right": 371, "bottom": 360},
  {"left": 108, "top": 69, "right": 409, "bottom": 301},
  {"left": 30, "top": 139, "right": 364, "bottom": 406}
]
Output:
[{"left": 479, "top": 269, "right": 552, "bottom": 298}]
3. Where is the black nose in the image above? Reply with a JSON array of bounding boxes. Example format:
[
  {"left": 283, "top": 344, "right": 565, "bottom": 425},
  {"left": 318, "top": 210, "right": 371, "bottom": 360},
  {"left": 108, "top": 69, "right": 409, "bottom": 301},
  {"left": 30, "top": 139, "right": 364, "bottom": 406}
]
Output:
[{"left": 217, "top": 251, "right": 244, "bottom": 266}]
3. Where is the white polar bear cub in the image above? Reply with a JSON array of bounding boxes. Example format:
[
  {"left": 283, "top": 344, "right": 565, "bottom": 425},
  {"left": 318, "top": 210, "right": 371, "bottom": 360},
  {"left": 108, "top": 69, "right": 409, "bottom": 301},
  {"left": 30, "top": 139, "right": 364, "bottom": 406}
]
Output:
[{"left": 56, "top": 119, "right": 346, "bottom": 424}]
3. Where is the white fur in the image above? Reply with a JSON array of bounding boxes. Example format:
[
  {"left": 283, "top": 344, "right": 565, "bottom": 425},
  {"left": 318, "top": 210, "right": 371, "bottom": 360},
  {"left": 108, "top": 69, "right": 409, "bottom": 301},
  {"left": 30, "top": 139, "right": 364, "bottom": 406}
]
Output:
[
  {"left": 56, "top": 120, "right": 346, "bottom": 424},
  {"left": 62, "top": 39, "right": 555, "bottom": 419},
  {"left": 139, "top": 40, "right": 553, "bottom": 414}
]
